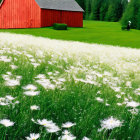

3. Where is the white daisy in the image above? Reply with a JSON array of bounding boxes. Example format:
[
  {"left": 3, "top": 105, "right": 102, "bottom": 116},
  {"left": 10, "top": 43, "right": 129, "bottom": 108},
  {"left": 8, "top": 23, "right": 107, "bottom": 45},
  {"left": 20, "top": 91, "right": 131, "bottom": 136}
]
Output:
[
  {"left": 10, "top": 65, "right": 18, "bottom": 70},
  {"left": 6, "top": 95, "right": 15, "bottom": 101},
  {"left": 126, "top": 81, "right": 132, "bottom": 87},
  {"left": 100, "top": 116, "right": 123, "bottom": 130},
  {"left": 62, "top": 122, "right": 76, "bottom": 128},
  {"left": 126, "top": 101, "right": 139, "bottom": 108},
  {"left": 96, "top": 97, "right": 104, "bottom": 102},
  {"left": 59, "top": 130, "right": 76, "bottom": 140},
  {"left": 82, "top": 137, "right": 90, "bottom": 140},
  {"left": 36, "top": 119, "right": 60, "bottom": 133},
  {"left": 23, "top": 84, "right": 37, "bottom": 91},
  {"left": 23, "top": 91, "right": 40, "bottom": 96},
  {"left": 47, "top": 125, "right": 60, "bottom": 133},
  {"left": 30, "top": 105, "right": 40, "bottom": 110},
  {"left": 26, "top": 133, "right": 40, "bottom": 140},
  {"left": 5, "top": 79, "right": 20, "bottom": 87},
  {"left": 0, "top": 119, "right": 14, "bottom": 127}
]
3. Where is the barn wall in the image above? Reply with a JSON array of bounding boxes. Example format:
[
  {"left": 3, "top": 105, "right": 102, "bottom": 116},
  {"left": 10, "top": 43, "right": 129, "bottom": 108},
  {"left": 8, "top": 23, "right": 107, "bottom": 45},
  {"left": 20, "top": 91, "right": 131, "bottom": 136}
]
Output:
[
  {"left": 0, "top": 0, "right": 41, "bottom": 29},
  {"left": 62, "top": 11, "right": 83, "bottom": 27},
  {"left": 41, "top": 9, "right": 61, "bottom": 27},
  {"left": 41, "top": 9, "right": 83, "bottom": 27}
]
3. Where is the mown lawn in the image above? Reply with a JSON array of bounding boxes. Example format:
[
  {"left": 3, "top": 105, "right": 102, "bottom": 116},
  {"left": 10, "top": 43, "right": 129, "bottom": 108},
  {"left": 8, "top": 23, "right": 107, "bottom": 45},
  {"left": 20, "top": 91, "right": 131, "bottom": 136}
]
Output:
[
  {"left": 0, "top": 20, "right": 140, "bottom": 49},
  {"left": 0, "top": 33, "right": 140, "bottom": 140}
]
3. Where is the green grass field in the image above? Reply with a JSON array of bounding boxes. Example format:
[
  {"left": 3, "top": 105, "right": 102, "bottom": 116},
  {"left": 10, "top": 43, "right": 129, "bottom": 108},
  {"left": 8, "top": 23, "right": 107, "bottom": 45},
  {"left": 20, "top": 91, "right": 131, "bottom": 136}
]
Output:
[
  {"left": 0, "top": 20, "right": 140, "bottom": 49},
  {"left": 0, "top": 33, "right": 140, "bottom": 139}
]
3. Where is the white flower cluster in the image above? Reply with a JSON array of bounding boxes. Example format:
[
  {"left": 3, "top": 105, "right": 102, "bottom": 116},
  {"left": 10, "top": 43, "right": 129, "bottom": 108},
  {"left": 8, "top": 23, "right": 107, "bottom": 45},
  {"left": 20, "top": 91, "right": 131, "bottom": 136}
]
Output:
[
  {"left": 23, "top": 84, "right": 40, "bottom": 96},
  {"left": 32, "top": 119, "right": 60, "bottom": 133},
  {"left": 35, "top": 74, "right": 56, "bottom": 90},
  {"left": 0, "top": 55, "right": 12, "bottom": 62},
  {"left": 0, "top": 95, "right": 19, "bottom": 106},
  {"left": 2, "top": 72, "right": 22, "bottom": 87}
]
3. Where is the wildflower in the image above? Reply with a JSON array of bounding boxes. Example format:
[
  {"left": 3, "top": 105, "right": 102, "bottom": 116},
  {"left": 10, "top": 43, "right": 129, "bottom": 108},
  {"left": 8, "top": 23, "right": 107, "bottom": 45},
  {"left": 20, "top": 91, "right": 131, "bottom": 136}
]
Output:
[
  {"left": 113, "top": 87, "right": 121, "bottom": 92},
  {"left": 23, "top": 84, "right": 37, "bottom": 91},
  {"left": 0, "top": 119, "right": 14, "bottom": 127},
  {"left": 121, "top": 92, "right": 125, "bottom": 95},
  {"left": 10, "top": 65, "right": 18, "bottom": 70},
  {"left": 82, "top": 137, "right": 90, "bottom": 140},
  {"left": 62, "top": 122, "right": 76, "bottom": 128},
  {"left": 30, "top": 105, "right": 40, "bottom": 110},
  {"left": 126, "top": 101, "right": 139, "bottom": 108},
  {"left": 59, "top": 130, "right": 76, "bottom": 140},
  {"left": 31, "top": 63, "right": 40, "bottom": 68},
  {"left": 117, "top": 103, "right": 122, "bottom": 106},
  {"left": 126, "top": 81, "right": 132, "bottom": 87},
  {"left": 105, "top": 103, "right": 110, "bottom": 106},
  {"left": 100, "top": 116, "right": 123, "bottom": 130},
  {"left": 47, "top": 125, "right": 60, "bottom": 133},
  {"left": 96, "top": 97, "right": 104, "bottom": 103},
  {"left": 128, "top": 108, "right": 139, "bottom": 115},
  {"left": 116, "top": 94, "right": 121, "bottom": 99},
  {"left": 37, "top": 119, "right": 60, "bottom": 133},
  {"left": 0, "top": 56, "right": 11, "bottom": 62},
  {"left": 26, "top": 133, "right": 40, "bottom": 140},
  {"left": 6, "top": 95, "right": 15, "bottom": 101},
  {"left": 5, "top": 79, "right": 20, "bottom": 87},
  {"left": 23, "top": 91, "right": 40, "bottom": 96}
]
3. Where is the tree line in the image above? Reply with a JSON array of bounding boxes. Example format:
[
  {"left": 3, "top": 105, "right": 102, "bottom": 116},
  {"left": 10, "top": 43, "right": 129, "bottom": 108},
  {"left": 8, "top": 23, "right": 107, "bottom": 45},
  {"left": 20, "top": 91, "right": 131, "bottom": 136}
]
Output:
[
  {"left": 76, "top": 0, "right": 140, "bottom": 30},
  {"left": 76, "top": 0, "right": 128, "bottom": 22}
]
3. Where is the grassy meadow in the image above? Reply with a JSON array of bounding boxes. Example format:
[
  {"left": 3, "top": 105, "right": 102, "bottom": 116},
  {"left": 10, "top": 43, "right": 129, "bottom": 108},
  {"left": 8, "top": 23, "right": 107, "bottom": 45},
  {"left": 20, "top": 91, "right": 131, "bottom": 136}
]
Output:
[
  {"left": 0, "top": 33, "right": 140, "bottom": 139},
  {"left": 0, "top": 20, "right": 140, "bottom": 49}
]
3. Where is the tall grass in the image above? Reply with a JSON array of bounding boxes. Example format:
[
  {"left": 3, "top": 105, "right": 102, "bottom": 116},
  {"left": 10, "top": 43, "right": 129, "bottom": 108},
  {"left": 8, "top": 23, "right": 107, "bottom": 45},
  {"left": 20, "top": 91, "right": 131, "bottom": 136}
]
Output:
[{"left": 0, "top": 33, "right": 140, "bottom": 139}]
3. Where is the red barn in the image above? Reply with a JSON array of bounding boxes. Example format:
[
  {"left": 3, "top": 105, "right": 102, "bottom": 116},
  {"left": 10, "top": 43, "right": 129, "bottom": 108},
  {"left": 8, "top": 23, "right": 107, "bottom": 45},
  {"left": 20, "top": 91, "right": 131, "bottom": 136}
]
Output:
[{"left": 0, "top": 0, "right": 84, "bottom": 29}]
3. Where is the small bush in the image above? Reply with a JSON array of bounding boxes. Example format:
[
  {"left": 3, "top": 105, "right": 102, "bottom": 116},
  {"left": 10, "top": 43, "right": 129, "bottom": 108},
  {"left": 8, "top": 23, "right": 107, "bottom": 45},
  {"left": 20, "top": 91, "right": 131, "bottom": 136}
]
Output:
[
  {"left": 53, "top": 23, "right": 67, "bottom": 30},
  {"left": 121, "top": 26, "right": 127, "bottom": 30}
]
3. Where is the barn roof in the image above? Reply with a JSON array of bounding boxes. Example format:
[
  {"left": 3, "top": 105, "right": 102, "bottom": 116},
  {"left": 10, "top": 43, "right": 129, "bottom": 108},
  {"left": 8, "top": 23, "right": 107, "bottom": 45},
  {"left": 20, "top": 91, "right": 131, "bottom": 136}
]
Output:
[{"left": 35, "top": 0, "right": 84, "bottom": 12}]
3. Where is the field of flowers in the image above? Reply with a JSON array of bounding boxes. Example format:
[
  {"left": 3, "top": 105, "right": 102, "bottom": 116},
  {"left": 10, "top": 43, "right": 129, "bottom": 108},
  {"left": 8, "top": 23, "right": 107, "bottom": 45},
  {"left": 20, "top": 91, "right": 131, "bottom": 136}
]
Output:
[{"left": 0, "top": 33, "right": 140, "bottom": 140}]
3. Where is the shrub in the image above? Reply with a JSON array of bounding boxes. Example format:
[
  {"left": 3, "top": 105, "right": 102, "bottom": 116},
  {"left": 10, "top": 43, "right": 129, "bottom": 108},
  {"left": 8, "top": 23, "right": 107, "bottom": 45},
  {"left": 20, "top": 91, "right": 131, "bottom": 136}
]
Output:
[
  {"left": 121, "top": 26, "right": 127, "bottom": 30},
  {"left": 53, "top": 23, "right": 67, "bottom": 30}
]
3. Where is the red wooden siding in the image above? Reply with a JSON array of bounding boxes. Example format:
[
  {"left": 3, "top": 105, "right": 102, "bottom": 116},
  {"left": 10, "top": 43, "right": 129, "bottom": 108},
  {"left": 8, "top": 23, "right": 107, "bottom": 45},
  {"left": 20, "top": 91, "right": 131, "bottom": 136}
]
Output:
[
  {"left": 41, "top": 9, "right": 61, "bottom": 27},
  {"left": 0, "top": 0, "right": 41, "bottom": 29},
  {"left": 61, "top": 11, "right": 83, "bottom": 27},
  {"left": 41, "top": 9, "right": 83, "bottom": 27}
]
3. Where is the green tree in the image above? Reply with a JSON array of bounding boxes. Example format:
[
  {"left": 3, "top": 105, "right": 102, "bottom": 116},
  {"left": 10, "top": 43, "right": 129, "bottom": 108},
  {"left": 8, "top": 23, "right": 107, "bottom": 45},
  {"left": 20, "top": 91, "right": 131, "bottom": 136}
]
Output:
[
  {"left": 100, "top": 0, "right": 109, "bottom": 21},
  {"left": 85, "top": 0, "right": 92, "bottom": 19},
  {"left": 90, "top": 0, "right": 102, "bottom": 20},
  {"left": 136, "top": 9, "right": 140, "bottom": 29},
  {"left": 121, "top": 0, "right": 140, "bottom": 29}
]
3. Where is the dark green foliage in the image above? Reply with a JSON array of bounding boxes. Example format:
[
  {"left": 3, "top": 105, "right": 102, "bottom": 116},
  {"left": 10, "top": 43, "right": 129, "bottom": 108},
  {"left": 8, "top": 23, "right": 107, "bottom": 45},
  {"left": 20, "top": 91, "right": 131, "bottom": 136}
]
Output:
[
  {"left": 76, "top": 0, "right": 85, "bottom": 10},
  {"left": 121, "top": 0, "right": 140, "bottom": 30},
  {"left": 90, "top": 0, "right": 102, "bottom": 20},
  {"left": 136, "top": 9, "right": 140, "bottom": 30},
  {"left": 76, "top": 0, "right": 128, "bottom": 22},
  {"left": 100, "top": 0, "right": 108, "bottom": 21},
  {"left": 121, "top": 26, "right": 127, "bottom": 30},
  {"left": 105, "top": 5, "right": 116, "bottom": 21},
  {"left": 85, "top": 0, "right": 92, "bottom": 19},
  {"left": 105, "top": 0, "right": 125, "bottom": 22},
  {"left": 53, "top": 23, "right": 67, "bottom": 30}
]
